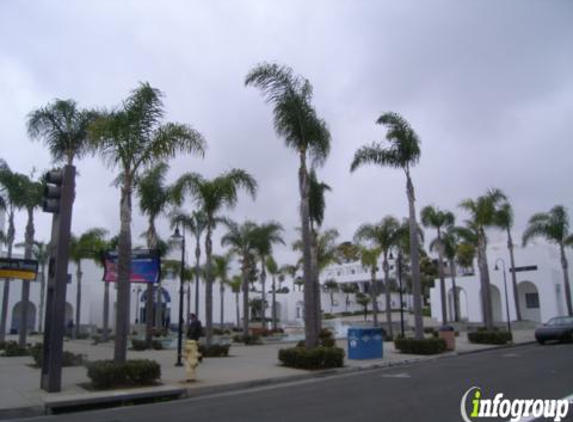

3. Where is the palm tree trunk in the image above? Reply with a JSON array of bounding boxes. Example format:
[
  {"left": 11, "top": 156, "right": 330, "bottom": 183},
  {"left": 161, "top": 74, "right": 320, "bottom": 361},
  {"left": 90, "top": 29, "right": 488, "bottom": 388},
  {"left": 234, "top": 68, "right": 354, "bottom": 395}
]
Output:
[
  {"left": 102, "top": 281, "right": 110, "bottom": 341},
  {"left": 204, "top": 223, "right": 214, "bottom": 346},
  {"left": 260, "top": 258, "right": 267, "bottom": 329},
  {"left": 477, "top": 230, "right": 494, "bottom": 330},
  {"left": 436, "top": 231, "right": 448, "bottom": 325},
  {"left": 220, "top": 284, "right": 224, "bottom": 327},
  {"left": 0, "top": 212, "right": 14, "bottom": 343},
  {"left": 383, "top": 255, "right": 393, "bottom": 338},
  {"left": 449, "top": 260, "right": 460, "bottom": 322},
  {"left": 299, "top": 151, "right": 318, "bottom": 348},
  {"left": 38, "top": 263, "right": 46, "bottom": 333},
  {"left": 560, "top": 245, "right": 573, "bottom": 316},
  {"left": 155, "top": 282, "right": 162, "bottom": 329},
  {"left": 310, "top": 228, "right": 322, "bottom": 335},
  {"left": 272, "top": 274, "right": 277, "bottom": 331},
  {"left": 242, "top": 259, "right": 250, "bottom": 337},
  {"left": 406, "top": 174, "right": 424, "bottom": 340},
  {"left": 194, "top": 239, "right": 201, "bottom": 317},
  {"left": 370, "top": 267, "right": 379, "bottom": 327},
  {"left": 19, "top": 207, "right": 34, "bottom": 348},
  {"left": 114, "top": 175, "right": 133, "bottom": 363},
  {"left": 186, "top": 282, "right": 191, "bottom": 330},
  {"left": 74, "top": 262, "right": 82, "bottom": 339},
  {"left": 146, "top": 222, "right": 157, "bottom": 347},
  {"left": 506, "top": 230, "right": 522, "bottom": 321}
]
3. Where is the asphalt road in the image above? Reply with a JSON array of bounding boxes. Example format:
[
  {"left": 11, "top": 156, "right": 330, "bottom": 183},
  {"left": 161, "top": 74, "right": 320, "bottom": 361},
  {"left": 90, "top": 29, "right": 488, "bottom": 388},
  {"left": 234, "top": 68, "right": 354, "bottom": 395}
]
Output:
[{"left": 12, "top": 343, "right": 573, "bottom": 422}]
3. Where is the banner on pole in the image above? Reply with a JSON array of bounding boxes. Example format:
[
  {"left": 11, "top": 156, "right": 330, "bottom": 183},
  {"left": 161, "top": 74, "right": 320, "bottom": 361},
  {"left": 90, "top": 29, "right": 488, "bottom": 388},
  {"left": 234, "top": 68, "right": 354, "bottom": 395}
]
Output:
[{"left": 102, "top": 249, "right": 161, "bottom": 284}]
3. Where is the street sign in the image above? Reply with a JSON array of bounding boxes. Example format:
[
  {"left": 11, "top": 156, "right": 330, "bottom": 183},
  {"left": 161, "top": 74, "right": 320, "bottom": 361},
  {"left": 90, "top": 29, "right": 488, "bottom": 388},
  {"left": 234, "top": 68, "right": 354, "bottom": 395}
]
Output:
[
  {"left": 0, "top": 258, "right": 38, "bottom": 280},
  {"left": 509, "top": 265, "right": 538, "bottom": 273}
]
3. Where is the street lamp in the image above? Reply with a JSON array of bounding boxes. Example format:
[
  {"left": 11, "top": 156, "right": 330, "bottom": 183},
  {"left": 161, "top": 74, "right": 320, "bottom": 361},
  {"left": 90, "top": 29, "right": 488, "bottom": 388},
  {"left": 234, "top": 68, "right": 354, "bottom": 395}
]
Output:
[
  {"left": 171, "top": 225, "right": 185, "bottom": 367},
  {"left": 494, "top": 258, "right": 512, "bottom": 335},
  {"left": 132, "top": 286, "right": 142, "bottom": 324}
]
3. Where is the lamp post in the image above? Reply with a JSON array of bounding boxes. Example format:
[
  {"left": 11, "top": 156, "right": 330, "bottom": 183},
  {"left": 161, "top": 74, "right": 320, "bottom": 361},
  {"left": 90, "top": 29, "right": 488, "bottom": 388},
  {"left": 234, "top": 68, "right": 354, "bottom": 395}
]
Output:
[
  {"left": 171, "top": 225, "right": 185, "bottom": 367},
  {"left": 132, "top": 286, "right": 142, "bottom": 324},
  {"left": 494, "top": 258, "right": 512, "bottom": 335}
]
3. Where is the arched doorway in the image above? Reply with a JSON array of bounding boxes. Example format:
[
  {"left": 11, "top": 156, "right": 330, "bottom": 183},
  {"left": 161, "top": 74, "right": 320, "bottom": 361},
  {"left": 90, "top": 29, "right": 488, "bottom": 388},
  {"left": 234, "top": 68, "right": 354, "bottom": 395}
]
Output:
[
  {"left": 447, "top": 286, "right": 468, "bottom": 322},
  {"left": 274, "top": 302, "right": 283, "bottom": 323},
  {"left": 517, "top": 281, "right": 541, "bottom": 323},
  {"left": 490, "top": 285, "right": 502, "bottom": 323},
  {"left": 140, "top": 287, "right": 171, "bottom": 328},
  {"left": 10, "top": 302, "right": 36, "bottom": 334},
  {"left": 295, "top": 301, "right": 304, "bottom": 320}
]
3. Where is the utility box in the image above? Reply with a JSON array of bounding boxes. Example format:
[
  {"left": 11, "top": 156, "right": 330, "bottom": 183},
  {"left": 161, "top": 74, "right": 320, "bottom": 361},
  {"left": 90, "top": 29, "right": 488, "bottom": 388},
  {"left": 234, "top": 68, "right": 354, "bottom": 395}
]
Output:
[
  {"left": 347, "top": 327, "right": 384, "bottom": 360},
  {"left": 438, "top": 325, "right": 456, "bottom": 351}
]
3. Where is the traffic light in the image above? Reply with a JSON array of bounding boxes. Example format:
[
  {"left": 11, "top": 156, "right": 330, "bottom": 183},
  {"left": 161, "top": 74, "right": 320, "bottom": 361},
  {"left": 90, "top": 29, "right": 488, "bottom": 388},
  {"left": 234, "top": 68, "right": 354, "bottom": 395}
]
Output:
[{"left": 42, "top": 169, "right": 63, "bottom": 213}]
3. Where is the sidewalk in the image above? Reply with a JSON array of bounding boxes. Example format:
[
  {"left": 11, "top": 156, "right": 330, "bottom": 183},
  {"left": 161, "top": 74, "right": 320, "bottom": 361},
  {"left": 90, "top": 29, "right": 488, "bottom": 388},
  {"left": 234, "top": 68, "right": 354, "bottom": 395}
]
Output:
[{"left": 0, "top": 329, "right": 536, "bottom": 417}]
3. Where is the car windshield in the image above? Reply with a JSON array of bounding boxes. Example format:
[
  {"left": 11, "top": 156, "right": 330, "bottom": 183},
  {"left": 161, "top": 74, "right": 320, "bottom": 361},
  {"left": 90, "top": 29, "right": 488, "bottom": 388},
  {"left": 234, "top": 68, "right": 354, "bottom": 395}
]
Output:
[{"left": 547, "top": 316, "right": 573, "bottom": 326}]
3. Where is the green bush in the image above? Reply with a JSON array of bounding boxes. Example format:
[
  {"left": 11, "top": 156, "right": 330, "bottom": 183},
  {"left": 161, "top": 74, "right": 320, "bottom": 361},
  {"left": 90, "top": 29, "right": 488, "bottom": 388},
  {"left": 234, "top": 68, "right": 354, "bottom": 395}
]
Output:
[
  {"left": 87, "top": 359, "right": 161, "bottom": 389},
  {"left": 394, "top": 337, "right": 447, "bottom": 355},
  {"left": 131, "top": 339, "right": 148, "bottom": 351},
  {"left": 323, "top": 313, "right": 335, "bottom": 320},
  {"left": 278, "top": 346, "right": 345, "bottom": 370},
  {"left": 340, "top": 312, "right": 353, "bottom": 317},
  {"left": 319, "top": 328, "right": 336, "bottom": 348},
  {"left": 2, "top": 341, "right": 29, "bottom": 357},
  {"left": 232, "top": 334, "right": 262, "bottom": 345},
  {"left": 29, "top": 343, "right": 85, "bottom": 368},
  {"left": 199, "top": 343, "right": 231, "bottom": 357},
  {"left": 152, "top": 340, "right": 164, "bottom": 350},
  {"left": 468, "top": 331, "right": 512, "bottom": 345},
  {"left": 0, "top": 341, "right": 5, "bottom": 350}
]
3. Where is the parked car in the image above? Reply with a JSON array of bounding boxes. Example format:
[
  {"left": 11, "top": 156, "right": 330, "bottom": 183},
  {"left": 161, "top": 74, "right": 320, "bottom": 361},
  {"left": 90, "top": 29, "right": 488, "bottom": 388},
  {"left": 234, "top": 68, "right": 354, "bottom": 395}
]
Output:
[{"left": 535, "top": 316, "right": 573, "bottom": 344}]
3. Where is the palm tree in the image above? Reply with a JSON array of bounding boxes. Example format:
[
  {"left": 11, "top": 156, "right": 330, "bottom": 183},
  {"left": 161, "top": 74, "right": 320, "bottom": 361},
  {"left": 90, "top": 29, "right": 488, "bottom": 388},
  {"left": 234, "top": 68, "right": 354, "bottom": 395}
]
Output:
[
  {"left": 221, "top": 220, "right": 258, "bottom": 337},
  {"left": 496, "top": 201, "right": 522, "bottom": 321},
  {"left": 323, "top": 279, "right": 339, "bottom": 313},
  {"left": 266, "top": 256, "right": 281, "bottom": 330},
  {"left": 32, "top": 241, "right": 49, "bottom": 333},
  {"left": 212, "top": 253, "right": 233, "bottom": 327},
  {"left": 252, "top": 222, "right": 285, "bottom": 328},
  {"left": 435, "top": 228, "right": 461, "bottom": 322},
  {"left": 459, "top": 188, "right": 507, "bottom": 330},
  {"left": 0, "top": 166, "right": 28, "bottom": 343},
  {"left": 350, "top": 112, "right": 424, "bottom": 339},
  {"left": 137, "top": 162, "right": 174, "bottom": 346},
  {"left": 355, "top": 292, "right": 371, "bottom": 321},
  {"left": 27, "top": 99, "right": 96, "bottom": 166},
  {"left": 358, "top": 246, "right": 382, "bottom": 326},
  {"left": 341, "top": 283, "right": 358, "bottom": 312},
  {"left": 229, "top": 275, "right": 242, "bottom": 328},
  {"left": 354, "top": 216, "right": 401, "bottom": 338},
  {"left": 246, "top": 63, "right": 331, "bottom": 349},
  {"left": 523, "top": 205, "right": 573, "bottom": 316},
  {"left": 89, "top": 82, "right": 206, "bottom": 362},
  {"left": 69, "top": 228, "right": 108, "bottom": 339},
  {"left": 173, "top": 171, "right": 257, "bottom": 345},
  {"left": 420, "top": 205, "right": 455, "bottom": 325}
]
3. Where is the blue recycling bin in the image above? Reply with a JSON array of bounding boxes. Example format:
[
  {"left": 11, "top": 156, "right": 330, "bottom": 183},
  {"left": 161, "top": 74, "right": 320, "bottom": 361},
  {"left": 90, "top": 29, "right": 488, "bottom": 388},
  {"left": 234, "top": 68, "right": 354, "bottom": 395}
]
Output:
[{"left": 347, "top": 327, "right": 384, "bottom": 360}]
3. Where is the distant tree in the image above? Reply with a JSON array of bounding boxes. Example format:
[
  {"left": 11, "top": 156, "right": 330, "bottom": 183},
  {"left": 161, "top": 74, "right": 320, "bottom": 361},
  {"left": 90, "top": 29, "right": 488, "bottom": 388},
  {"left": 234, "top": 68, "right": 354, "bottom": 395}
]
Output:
[
  {"left": 523, "top": 205, "right": 573, "bottom": 316},
  {"left": 341, "top": 283, "right": 358, "bottom": 312},
  {"left": 351, "top": 113, "right": 424, "bottom": 339},
  {"left": 212, "top": 252, "right": 234, "bottom": 327},
  {"left": 355, "top": 292, "right": 371, "bottom": 321},
  {"left": 229, "top": 275, "right": 242, "bottom": 328},
  {"left": 323, "top": 279, "right": 339, "bottom": 312},
  {"left": 357, "top": 246, "right": 382, "bottom": 326}
]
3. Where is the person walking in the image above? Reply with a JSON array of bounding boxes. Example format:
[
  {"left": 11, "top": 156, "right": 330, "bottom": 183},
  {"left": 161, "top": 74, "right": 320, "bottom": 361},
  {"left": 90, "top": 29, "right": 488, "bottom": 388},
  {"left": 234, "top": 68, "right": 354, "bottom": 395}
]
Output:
[{"left": 186, "top": 313, "right": 203, "bottom": 341}]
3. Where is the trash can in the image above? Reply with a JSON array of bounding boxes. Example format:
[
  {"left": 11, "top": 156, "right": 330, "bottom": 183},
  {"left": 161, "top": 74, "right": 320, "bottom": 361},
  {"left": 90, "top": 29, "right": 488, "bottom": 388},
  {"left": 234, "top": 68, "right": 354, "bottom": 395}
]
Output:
[
  {"left": 347, "top": 327, "right": 384, "bottom": 360},
  {"left": 438, "top": 325, "right": 456, "bottom": 351}
]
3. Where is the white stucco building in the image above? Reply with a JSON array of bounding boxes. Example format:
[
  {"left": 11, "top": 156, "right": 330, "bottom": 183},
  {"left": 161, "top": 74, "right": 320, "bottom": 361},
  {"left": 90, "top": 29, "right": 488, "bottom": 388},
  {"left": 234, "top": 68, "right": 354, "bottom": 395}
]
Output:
[{"left": 429, "top": 242, "right": 572, "bottom": 325}]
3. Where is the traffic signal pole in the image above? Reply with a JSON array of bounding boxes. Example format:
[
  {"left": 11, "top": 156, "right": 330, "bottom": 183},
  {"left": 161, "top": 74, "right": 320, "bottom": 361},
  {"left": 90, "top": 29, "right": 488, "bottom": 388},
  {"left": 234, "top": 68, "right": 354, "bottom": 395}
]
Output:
[{"left": 41, "top": 165, "right": 75, "bottom": 392}]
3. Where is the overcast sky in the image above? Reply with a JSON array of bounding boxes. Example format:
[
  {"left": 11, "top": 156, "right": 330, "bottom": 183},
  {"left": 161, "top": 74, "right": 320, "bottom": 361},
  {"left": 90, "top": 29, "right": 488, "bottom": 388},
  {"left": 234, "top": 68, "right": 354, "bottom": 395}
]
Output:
[{"left": 1, "top": 1, "right": 572, "bottom": 267}]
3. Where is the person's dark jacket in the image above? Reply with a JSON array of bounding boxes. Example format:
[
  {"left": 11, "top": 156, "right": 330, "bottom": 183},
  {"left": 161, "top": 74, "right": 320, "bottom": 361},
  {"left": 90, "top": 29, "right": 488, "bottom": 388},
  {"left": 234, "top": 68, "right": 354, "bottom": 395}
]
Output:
[{"left": 187, "top": 319, "right": 203, "bottom": 341}]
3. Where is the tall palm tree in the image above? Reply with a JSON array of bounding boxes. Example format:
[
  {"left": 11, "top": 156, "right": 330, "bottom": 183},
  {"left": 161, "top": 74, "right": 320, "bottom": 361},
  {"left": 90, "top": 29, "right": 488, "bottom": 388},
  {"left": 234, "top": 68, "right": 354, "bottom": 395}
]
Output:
[
  {"left": 323, "top": 279, "right": 339, "bottom": 313},
  {"left": 459, "top": 188, "right": 507, "bottom": 330},
  {"left": 137, "top": 162, "right": 173, "bottom": 346},
  {"left": 252, "top": 222, "right": 285, "bottom": 328},
  {"left": 350, "top": 112, "right": 424, "bottom": 339},
  {"left": 32, "top": 241, "right": 49, "bottom": 333},
  {"left": 523, "top": 205, "right": 573, "bottom": 316},
  {"left": 358, "top": 246, "right": 383, "bottom": 327},
  {"left": 420, "top": 205, "right": 455, "bottom": 325},
  {"left": 496, "top": 201, "right": 522, "bottom": 321},
  {"left": 354, "top": 216, "right": 401, "bottom": 338},
  {"left": 246, "top": 63, "right": 331, "bottom": 349},
  {"left": 221, "top": 220, "right": 259, "bottom": 337},
  {"left": 341, "top": 283, "right": 358, "bottom": 312},
  {"left": 0, "top": 166, "right": 27, "bottom": 343},
  {"left": 266, "top": 256, "right": 282, "bottom": 330},
  {"left": 229, "top": 275, "right": 242, "bottom": 328},
  {"left": 434, "top": 228, "right": 461, "bottom": 322},
  {"left": 212, "top": 252, "right": 233, "bottom": 327},
  {"left": 89, "top": 82, "right": 206, "bottom": 362},
  {"left": 27, "top": 99, "right": 96, "bottom": 166},
  {"left": 69, "top": 228, "right": 108, "bottom": 338},
  {"left": 172, "top": 170, "right": 257, "bottom": 345}
]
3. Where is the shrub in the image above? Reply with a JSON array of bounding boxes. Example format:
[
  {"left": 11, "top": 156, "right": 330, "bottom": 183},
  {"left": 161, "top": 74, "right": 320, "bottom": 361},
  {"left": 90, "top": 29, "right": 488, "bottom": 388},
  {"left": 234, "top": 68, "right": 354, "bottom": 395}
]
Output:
[
  {"left": 131, "top": 339, "right": 148, "bottom": 351},
  {"left": 199, "top": 343, "right": 231, "bottom": 357},
  {"left": 213, "top": 328, "right": 233, "bottom": 336},
  {"left": 323, "top": 313, "right": 335, "bottom": 320},
  {"left": 468, "top": 331, "right": 512, "bottom": 345},
  {"left": 2, "top": 341, "right": 29, "bottom": 357},
  {"left": 29, "top": 343, "right": 85, "bottom": 368},
  {"left": 394, "top": 337, "right": 447, "bottom": 355},
  {"left": 232, "top": 334, "right": 262, "bottom": 345},
  {"left": 341, "top": 312, "right": 352, "bottom": 317},
  {"left": 87, "top": 359, "right": 161, "bottom": 389},
  {"left": 278, "top": 346, "right": 345, "bottom": 370},
  {"left": 319, "top": 328, "right": 336, "bottom": 348},
  {"left": 152, "top": 340, "right": 164, "bottom": 350},
  {"left": 0, "top": 341, "right": 5, "bottom": 350}
]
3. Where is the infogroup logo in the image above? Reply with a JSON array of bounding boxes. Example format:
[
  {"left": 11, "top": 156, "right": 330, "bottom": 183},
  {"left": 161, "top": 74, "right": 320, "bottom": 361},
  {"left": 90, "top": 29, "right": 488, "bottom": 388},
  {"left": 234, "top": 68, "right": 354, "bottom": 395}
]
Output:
[{"left": 460, "top": 387, "right": 570, "bottom": 422}]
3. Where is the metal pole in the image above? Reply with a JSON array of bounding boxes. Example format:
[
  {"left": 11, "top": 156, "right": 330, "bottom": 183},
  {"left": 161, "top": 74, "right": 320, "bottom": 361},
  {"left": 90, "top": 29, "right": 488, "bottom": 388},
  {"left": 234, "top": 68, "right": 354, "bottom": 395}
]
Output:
[
  {"left": 176, "top": 229, "right": 185, "bottom": 367},
  {"left": 501, "top": 261, "right": 512, "bottom": 335},
  {"left": 398, "top": 254, "right": 404, "bottom": 337}
]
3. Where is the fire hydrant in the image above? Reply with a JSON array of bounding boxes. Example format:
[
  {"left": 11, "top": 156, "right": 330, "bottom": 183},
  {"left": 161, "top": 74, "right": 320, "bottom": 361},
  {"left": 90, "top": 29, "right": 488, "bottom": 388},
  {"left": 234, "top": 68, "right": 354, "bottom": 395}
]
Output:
[{"left": 183, "top": 340, "right": 201, "bottom": 381}]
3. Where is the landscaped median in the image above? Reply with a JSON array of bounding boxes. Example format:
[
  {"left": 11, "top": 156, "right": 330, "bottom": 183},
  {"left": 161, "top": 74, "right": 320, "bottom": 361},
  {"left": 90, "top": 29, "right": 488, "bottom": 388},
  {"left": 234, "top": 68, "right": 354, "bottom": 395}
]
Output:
[{"left": 278, "top": 329, "right": 345, "bottom": 370}]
